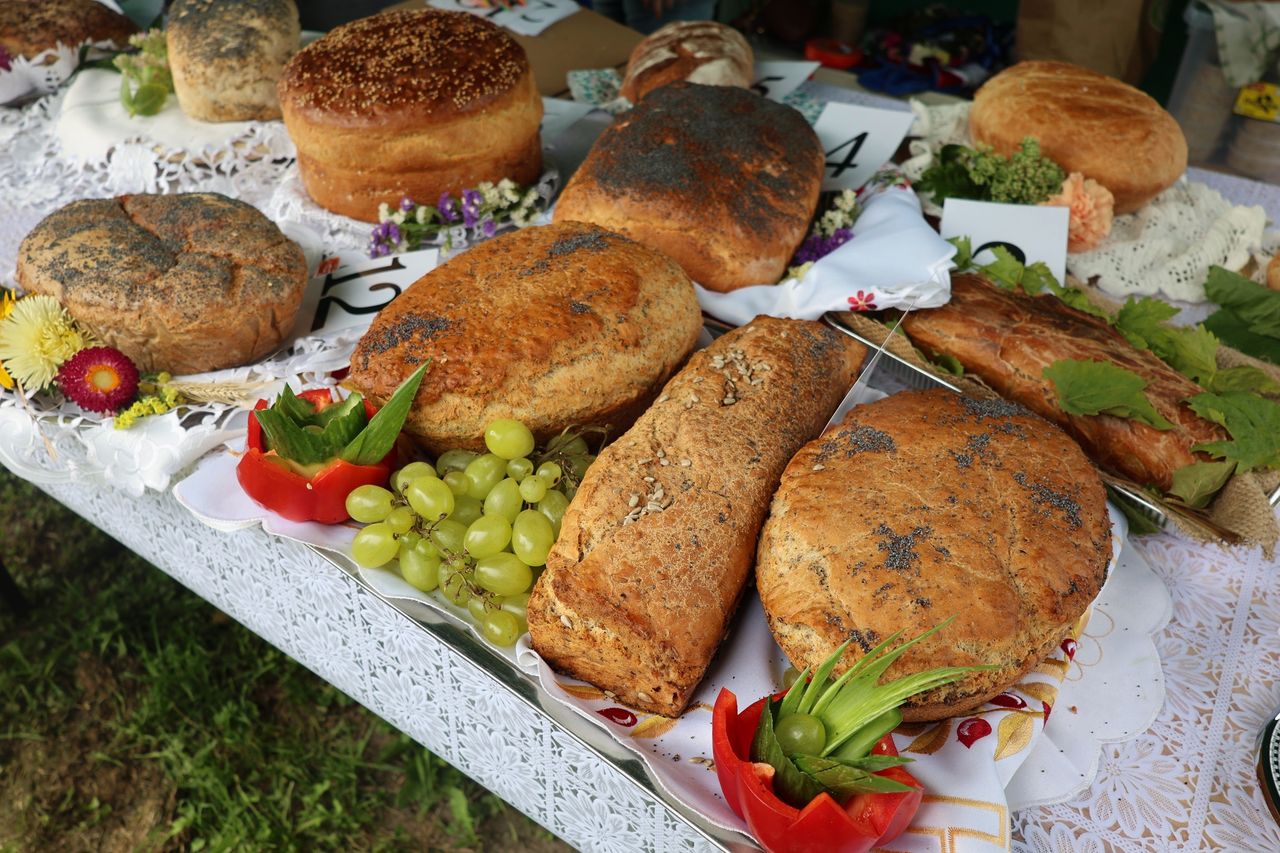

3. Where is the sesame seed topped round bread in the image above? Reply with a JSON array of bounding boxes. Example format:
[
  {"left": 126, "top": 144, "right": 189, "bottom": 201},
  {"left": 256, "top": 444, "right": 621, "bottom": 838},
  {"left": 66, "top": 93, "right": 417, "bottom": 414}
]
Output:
[
  {"left": 620, "top": 20, "right": 754, "bottom": 103},
  {"left": 553, "top": 82, "right": 823, "bottom": 292},
  {"left": 0, "top": 0, "right": 137, "bottom": 62},
  {"left": 167, "top": 0, "right": 300, "bottom": 123},
  {"left": 16, "top": 193, "right": 307, "bottom": 375},
  {"left": 347, "top": 221, "right": 702, "bottom": 454},
  {"left": 756, "top": 388, "right": 1111, "bottom": 722},
  {"left": 969, "top": 61, "right": 1187, "bottom": 214},
  {"left": 277, "top": 9, "right": 542, "bottom": 222}
]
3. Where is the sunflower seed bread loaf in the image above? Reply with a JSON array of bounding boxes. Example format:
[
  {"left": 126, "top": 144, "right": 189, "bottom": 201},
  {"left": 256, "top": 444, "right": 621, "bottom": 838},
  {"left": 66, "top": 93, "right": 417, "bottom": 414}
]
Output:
[{"left": 528, "top": 318, "right": 866, "bottom": 717}]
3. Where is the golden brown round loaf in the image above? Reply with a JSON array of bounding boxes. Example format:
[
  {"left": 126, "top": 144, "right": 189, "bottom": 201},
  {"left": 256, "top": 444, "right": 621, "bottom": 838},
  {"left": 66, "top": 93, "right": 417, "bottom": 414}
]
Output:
[
  {"left": 0, "top": 0, "right": 137, "bottom": 61},
  {"left": 16, "top": 193, "right": 307, "bottom": 375},
  {"left": 347, "top": 221, "right": 702, "bottom": 453},
  {"left": 620, "top": 20, "right": 753, "bottom": 103},
  {"left": 553, "top": 82, "right": 823, "bottom": 292},
  {"left": 167, "top": 0, "right": 299, "bottom": 122},
  {"left": 277, "top": 9, "right": 542, "bottom": 223},
  {"left": 756, "top": 388, "right": 1111, "bottom": 722},
  {"left": 970, "top": 61, "right": 1187, "bottom": 214}
]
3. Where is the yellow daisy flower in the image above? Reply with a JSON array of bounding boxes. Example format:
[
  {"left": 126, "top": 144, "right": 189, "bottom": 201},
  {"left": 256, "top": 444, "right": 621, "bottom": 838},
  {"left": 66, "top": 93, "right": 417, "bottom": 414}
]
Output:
[
  {"left": 0, "top": 294, "right": 93, "bottom": 390},
  {"left": 0, "top": 291, "right": 14, "bottom": 390}
]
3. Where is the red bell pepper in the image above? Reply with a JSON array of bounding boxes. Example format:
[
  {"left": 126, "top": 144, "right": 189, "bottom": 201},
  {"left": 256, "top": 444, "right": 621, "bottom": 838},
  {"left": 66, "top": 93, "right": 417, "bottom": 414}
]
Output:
[
  {"left": 712, "top": 687, "right": 923, "bottom": 853},
  {"left": 236, "top": 388, "right": 396, "bottom": 524}
]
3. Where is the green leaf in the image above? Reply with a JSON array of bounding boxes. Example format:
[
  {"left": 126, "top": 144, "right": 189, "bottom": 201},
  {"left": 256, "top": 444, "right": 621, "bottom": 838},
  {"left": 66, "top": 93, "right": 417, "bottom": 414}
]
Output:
[
  {"left": 1205, "top": 307, "right": 1280, "bottom": 365},
  {"left": 750, "top": 700, "right": 826, "bottom": 808},
  {"left": 918, "top": 146, "right": 986, "bottom": 203},
  {"left": 931, "top": 353, "right": 965, "bottom": 377},
  {"left": 1114, "top": 297, "right": 1179, "bottom": 350},
  {"left": 1043, "top": 359, "right": 1175, "bottom": 430},
  {"left": 129, "top": 82, "right": 168, "bottom": 116},
  {"left": 1168, "top": 460, "right": 1237, "bottom": 508},
  {"left": 316, "top": 396, "right": 368, "bottom": 451},
  {"left": 1104, "top": 485, "right": 1164, "bottom": 535},
  {"left": 1187, "top": 391, "right": 1280, "bottom": 472},
  {"left": 341, "top": 361, "right": 431, "bottom": 466},
  {"left": 978, "top": 245, "right": 1024, "bottom": 290},
  {"left": 828, "top": 707, "right": 902, "bottom": 762},
  {"left": 1206, "top": 365, "right": 1280, "bottom": 396},
  {"left": 253, "top": 408, "right": 335, "bottom": 466},
  {"left": 1204, "top": 266, "right": 1280, "bottom": 338},
  {"left": 1019, "top": 261, "right": 1057, "bottom": 296},
  {"left": 827, "top": 753, "right": 913, "bottom": 773},
  {"left": 314, "top": 392, "right": 364, "bottom": 427},
  {"left": 791, "top": 755, "right": 916, "bottom": 798},
  {"left": 1051, "top": 285, "right": 1113, "bottom": 321},
  {"left": 275, "top": 385, "right": 319, "bottom": 426},
  {"left": 947, "top": 236, "right": 973, "bottom": 270}
]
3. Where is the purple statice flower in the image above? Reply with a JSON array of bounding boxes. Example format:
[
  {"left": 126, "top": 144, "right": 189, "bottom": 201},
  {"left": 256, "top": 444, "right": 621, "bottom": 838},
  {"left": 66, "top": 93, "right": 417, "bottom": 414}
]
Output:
[
  {"left": 439, "top": 192, "right": 459, "bottom": 223},
  {"left": 481, "top": 217, "right": 497, "bottom": 238},
  {"left": 461, "top": 189, "right": 482, "bottom": 228},
  {"left": 790, "top": 227, "right": 853, "bottom": 266},
  {"left": 399, "top": 196, "right": 415, "bottom": 212},
  {"left": 367, "top": 220, "right": 402, "bottom": 258}
]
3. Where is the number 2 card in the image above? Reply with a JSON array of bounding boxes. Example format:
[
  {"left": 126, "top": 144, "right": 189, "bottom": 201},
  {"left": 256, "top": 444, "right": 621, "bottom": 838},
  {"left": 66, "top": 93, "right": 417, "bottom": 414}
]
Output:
[{"left": 811, "top": 102, "right": 916, "bottom": 191}]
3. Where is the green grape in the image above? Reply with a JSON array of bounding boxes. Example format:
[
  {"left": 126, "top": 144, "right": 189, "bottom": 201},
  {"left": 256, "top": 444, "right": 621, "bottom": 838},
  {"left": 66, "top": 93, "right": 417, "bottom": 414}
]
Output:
[
  {"left": 406, "top": 476, "right": 454, "bottom": 521},
  {"left": 484, "top": 418, "right": 535, "bottom": 460},
  {"left": 545, "top": 433, "right": 588, "bottom": 457},
  {"left": 440, "top": 559, "right": 472, "bottom": 606},
  {"left": 398, "top": 531, "right": 422, "bottom": 557},
  {"left": 351, "top": 522, "right": 398, "bottom": 568},
  {"left": 483, "top": 478, "right": 522, "bottom": 523},
  {"left": 436, "top": 449, "right": 478, "bottom": 476},
  {"left": 400, "top": 544, "right": 441, "bottom": 593},
  {"left": 346, "top": 484, "right": 394, "bottom": 523},
  {"left": 536, "top": 461, "right": 562, "bottom": 485},
  {"left": 500, "top": 591, "right": 530, "bottom": 614},
  {"left": 481, "top": 609, "right": 522, "bottom": 646},
  {"left": 474, "top": 552, "right": 533, "bottom": 596},
  {"left": 443, "top": 470, "right": 471, "bottom": 496},
  {"left": 774, "top": 713, "right": 827, "bottom": 757},
  {"left": 428, "top": 519, "right": 467, "bottom": 556},
  {"left": 393, "top": 461, "right": 436, "bottom": 494},
  {"left": 536, "top": 489, "right": 570, "bottom": 537},
  {"left": 505, "top": 457, "right": 534, "bottom": 482},
  {"left": 512, "top": 509, "right": 554, "bottom": 567},
  {"left": 781, "top": 666, "right": 802, "bottom": 690},
  {"left": 464, "top": 515, "right": 512, "bottom": 558},
  {"left": 464, "top": 453, "right": 507, "bottom": 500},
  {"left": 467, "top": 595, "right": 494, "bottom": 621},
  {"left": 450, "top": 495, "right": 484, "bottom": 526},
  {"left": 386, "top": 505, "right": 416, "bottom": 535},
  {"left": 518, "top": 474, "right": 548, "bottom": 503}
]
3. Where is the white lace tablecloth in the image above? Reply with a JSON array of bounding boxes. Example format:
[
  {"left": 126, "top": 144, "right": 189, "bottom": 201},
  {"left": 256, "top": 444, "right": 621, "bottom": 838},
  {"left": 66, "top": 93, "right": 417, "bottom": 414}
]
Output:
[{"left": 1, "top": 81, "right": 1279, "bottom": 852}]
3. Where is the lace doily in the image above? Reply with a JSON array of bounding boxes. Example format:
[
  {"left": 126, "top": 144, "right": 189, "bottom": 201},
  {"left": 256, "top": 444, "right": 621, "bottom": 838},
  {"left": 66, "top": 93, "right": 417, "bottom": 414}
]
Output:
[{"left": 900, "top": 99, "right": 1269, "bottom": 303}]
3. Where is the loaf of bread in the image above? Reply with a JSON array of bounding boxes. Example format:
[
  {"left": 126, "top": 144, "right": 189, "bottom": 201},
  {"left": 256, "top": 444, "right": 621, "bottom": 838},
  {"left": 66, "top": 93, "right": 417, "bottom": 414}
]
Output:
[
  {"left": 620, "top": 20, "right": 753, "bottom": 103},
  {"left": 0, "top": 0, "right": 136, "bottom": 61},
  {"left": 167, "top": 0, "right": 299, "bottom": 122},
  {"left": 553, "top": 82, "right": 823, "bottom": 292},
  {"left": 970, "top": 61, "right": 1187, "bottom": 214},
  {"left": 527, "top": 318, "right": 866, "bottom": 717},
  {"left": 899, "top": 273, "right": 1228, "bottom": 492},
  {"left": 757, "top": 388, "right": 1111, "bottom": 722},
  {"left": 278, "top": 9, "right": 542, "bottom": 223},
  {"left": 16, "top": 193, "right": 307, "bottom": 374},
  {"left": 348, "top": 221, "right": 701, "bottom": 454}
]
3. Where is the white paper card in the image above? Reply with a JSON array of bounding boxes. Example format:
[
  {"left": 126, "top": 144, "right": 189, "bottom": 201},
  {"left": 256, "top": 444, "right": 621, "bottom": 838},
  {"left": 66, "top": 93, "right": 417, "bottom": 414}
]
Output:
[
  {"left": 292, "top": 249, "right": 440, "bottom": 338},
  {"left": 425, "top": 0, "right": 577, "bottom": 36},
  {"left": 541, "top": 97, "right": 596, "bottom": 141},
  {"left": 811, "top": 102, "right": 916, "bottom": 191},
  {"left": 939, "top": 199, "right": 1070, "bottom": 284},
  {"left": 750, "top": 60, "right": 820, "bottom": 103}
]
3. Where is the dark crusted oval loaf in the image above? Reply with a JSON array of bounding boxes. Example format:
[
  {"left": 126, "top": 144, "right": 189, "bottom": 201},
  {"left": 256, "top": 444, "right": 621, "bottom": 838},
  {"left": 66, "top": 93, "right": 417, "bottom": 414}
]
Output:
[
  {"left": 16, "top": 193, "right": 307, "bottom": 375},
  {"left": 527, "top": 317, "right": 867, "bottom": 717},
  {"left": 0, "top": 0, "right": 137, "bottom": 61},
  {"left": 756, "top": 388, "right": 1111, "bottom": 722}
]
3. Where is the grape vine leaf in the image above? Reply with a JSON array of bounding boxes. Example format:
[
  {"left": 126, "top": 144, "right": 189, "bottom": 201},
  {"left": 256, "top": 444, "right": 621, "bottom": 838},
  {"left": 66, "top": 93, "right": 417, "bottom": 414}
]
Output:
[
  {"left": 1187, "top": 391, "right": 1280, "bottom": 472},
  {"left": 1204, "top": 266, "right": 1280, "bottom": 338},
  {"left": 1042, "top": 359, "right": 1175, "bottom": 430},
  {"left": 1204, "top": 307, "right": 1280, "bottom": 365},
  {"left": 1168, "top": 460, "right": 1236, "bottom": 508}
]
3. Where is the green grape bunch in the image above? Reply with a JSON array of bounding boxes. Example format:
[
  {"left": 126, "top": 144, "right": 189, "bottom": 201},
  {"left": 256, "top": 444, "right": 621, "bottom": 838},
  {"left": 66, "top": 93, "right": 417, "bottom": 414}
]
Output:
[
  {"left": 347, "top": 419, "right": 597, "bottom": 648},
  {"left": 113, "top": 30, "right": 174, "bottom": 117}
]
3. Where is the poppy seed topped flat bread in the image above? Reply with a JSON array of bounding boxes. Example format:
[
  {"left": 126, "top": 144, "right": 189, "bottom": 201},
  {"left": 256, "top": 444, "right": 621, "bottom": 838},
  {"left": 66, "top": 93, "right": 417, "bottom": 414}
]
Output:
[{"left": 756, "top": 388, "right": 1111, "bottom": 722}]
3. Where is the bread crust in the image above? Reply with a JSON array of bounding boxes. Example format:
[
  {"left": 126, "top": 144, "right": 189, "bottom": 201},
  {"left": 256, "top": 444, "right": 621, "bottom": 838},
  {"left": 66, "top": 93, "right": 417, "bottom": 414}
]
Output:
[
  {"left": 969, "top": 60, "right": 1186, "bottom": 214},
  {"left": 900, "top": 273, "right": 1228, "bottom": 492},
  {"left": 167, "top": 0, "right": 299, "bottom": 123},
  {"left": 16, "top": 193, "right": 307, "bottom": 375},
  {"left": 757, "top": 388, "right": 1111, "bottom": 722},
  {"left": 553, "top": 82, "right": 822, "bottom": 292},
  {"left": 620, "top": 20, "right": 753, "bottom": 103},
  {"left": 278, "top": 9, "right": 542, "bottom": 222},
  {"left": 527, "top": 318, "right": 866, "bottom": 717},
  {"left": 347, "top": 221, "right": 702, "bottom": 454},
  {"left": 0, "top": 0, "right": 136, "bottom": 61}
]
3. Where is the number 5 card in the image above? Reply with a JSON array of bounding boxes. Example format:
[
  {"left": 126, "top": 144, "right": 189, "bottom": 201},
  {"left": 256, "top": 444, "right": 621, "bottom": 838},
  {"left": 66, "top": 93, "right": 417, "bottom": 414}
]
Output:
[{"left": 811, "top": 102, "right": 916, "bottom": 191}]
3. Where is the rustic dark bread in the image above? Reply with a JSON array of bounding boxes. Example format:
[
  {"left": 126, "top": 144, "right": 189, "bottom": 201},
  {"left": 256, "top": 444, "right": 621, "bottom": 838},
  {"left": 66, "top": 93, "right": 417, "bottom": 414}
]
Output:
[
  {"left": 757, "top": 388, "right": 1111, "bottom": 722},
  {"left": 348, "top": 222, "right": 701, "bottom": 454},
  {"left": 527, "top": 318, "right": 866, "bottom": 717},
  {"left": 900, "top": 273, "right": 1228, "bottom": 492},
  {"left": 970, "top": 61, "right": 1187, "bottom": 214},
  {"left": 0, "top": 0, "right": 136, "bottom": 61},
  {"left": 620, "top": 20, "right": 753, "bottom": 103},
  {"left": 278, "top": 9, "right": 542, "bottom": 223},
  {"left": 553, "top": 82, "right": 822, "bottom": 292},
  {"left": 16, "top": 193, "right": 306, "bottom": 375},
  {"left": 167, "top": 0, "right": 299, "bottom": 122}
]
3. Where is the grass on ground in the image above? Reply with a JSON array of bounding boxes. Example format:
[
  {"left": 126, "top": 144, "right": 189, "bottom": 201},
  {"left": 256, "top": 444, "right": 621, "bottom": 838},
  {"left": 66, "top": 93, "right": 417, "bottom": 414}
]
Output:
[{"left": 0, "top": 471, "right": 570, "bottom": 853}]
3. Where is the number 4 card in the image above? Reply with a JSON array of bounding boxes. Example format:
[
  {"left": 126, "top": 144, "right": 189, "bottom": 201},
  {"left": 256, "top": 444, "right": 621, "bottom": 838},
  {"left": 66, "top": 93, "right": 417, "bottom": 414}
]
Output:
[{"left": 811, "top": 102, "right": 916, "bottom": 191}]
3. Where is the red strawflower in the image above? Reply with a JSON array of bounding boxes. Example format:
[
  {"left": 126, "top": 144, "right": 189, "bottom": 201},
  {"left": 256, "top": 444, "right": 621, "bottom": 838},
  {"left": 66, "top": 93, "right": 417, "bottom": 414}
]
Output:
[{"left": 55, "top": 346, "right": 140, "bottom": 414}]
